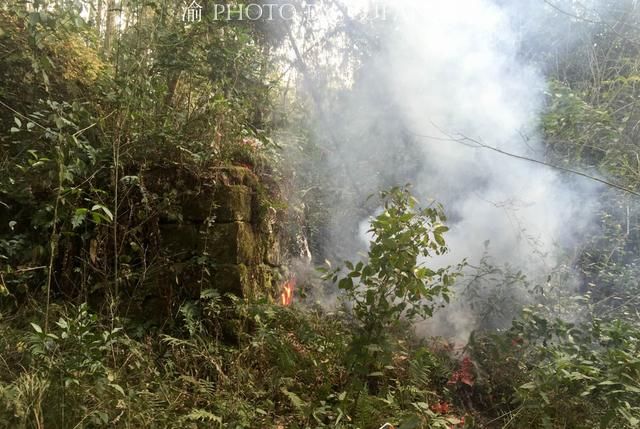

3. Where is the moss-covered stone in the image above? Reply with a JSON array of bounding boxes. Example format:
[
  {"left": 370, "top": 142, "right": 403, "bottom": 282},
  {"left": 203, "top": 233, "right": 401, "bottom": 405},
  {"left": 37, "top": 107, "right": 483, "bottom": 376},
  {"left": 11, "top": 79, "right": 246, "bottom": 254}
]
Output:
[
  {"left": 251, "top": 264, "right": 282, "bottom": 299},
  {"left": 166, "top": 262, "right": 206, "bottom": 297},
  {"left": 208, "top": 222, "right": 258, "bottom": 264},
  {"left": 160, "top": 221, "right": 275, "bottom": 266},
  {"left": 160, "top": 224, "right": 203, "bottom": 260},
  {"left": 158, "top": 262, "right": 282, "bottom": 302},
  {"left": 263, "top": 235, "right": 281, "bottom": 266},
  {"left": 215, "top": 185, "right": 253, "bottom": 222},
  {"left": 143, "top": 165, "right": 282, "bottom": 312},
  {"left": 211, "top": 166, "right": 259, "bottom": 188},
  {"left": 212, "top": 264, "right": 250, "bottom": 295},
  {"left": 182, "top": 185, "right": 253, "bottom": 223}
]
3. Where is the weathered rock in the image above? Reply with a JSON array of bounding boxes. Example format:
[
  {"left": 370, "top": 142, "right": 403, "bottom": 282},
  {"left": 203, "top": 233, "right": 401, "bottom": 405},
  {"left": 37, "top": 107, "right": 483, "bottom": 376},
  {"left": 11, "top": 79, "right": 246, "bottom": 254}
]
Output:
[
  {"left": 182, "top": 185, "right": 253, "bottom": 223},
  {"left": 263, "top": 235, "right": 281, "bottom": 266},
  {"left": 159, "top": 224, "right": 203, "bottom": 260},
  {"left": 160, "top": 221, "right": 265, "bottom": 265},
  {"left": 212, "top": 264, "right": 250, "bottom": 295},
  {"left": 214, "top": 185, "right": 253, "bottom": 222},
  {"left": 251, "top": 264, "right": 281, "bottom": 298},
  {"left": 145, "top": 165, "right": 284, "bottom": 319},
  {"left": 165, "top": 262, "right": 206, "bottom": 297},
  {"left": 211, "top": 166, "right": 259, "bottom": 188},
  {"left": 207, "top": 222, "right": 258, "bottom": 264}
]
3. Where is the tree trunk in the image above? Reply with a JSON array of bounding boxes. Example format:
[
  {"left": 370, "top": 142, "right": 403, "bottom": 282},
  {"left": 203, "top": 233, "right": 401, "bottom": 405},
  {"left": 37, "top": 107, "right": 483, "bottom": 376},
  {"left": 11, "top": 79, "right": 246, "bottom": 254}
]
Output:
[
  {"left": 104, "top": 0, "right": 115, "bottom": 53},
  {"left": 96, "top": 0, "right": 103, "bottom": 35}
]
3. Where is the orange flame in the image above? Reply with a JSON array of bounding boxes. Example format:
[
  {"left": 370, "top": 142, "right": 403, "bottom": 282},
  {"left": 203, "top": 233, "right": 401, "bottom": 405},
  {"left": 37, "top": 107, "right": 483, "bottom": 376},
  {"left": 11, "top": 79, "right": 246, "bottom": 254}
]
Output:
[{"left": 280, "top": 277, "right": 296, "bottom": 306}]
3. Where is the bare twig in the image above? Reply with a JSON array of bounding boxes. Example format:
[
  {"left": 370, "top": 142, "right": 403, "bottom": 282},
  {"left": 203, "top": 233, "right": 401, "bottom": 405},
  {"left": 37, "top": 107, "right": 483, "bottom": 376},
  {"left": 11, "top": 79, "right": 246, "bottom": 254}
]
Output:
[
  {"left": 411, "top": 126, "right": 640, "bottom": 197},
  {"left": 543, "top": 0, "right": 640, "bottom": 45},
  {"left": 0, "top": 99, "right": 48, "bottom": 131},
  {"left": 14, "top": 266, "right": 47, "bottom": 273},
  {"left": 72, "top": 110, "right": 116, "bottom": 138},
  {"left": 45, "top": 159, "right": 63, "bottom": 333}
]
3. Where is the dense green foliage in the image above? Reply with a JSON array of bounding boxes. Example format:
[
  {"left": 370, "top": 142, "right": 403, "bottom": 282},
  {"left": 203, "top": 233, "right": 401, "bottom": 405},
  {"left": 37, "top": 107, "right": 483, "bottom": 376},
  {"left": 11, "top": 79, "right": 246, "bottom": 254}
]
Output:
[
  {"left": 326, "top": 187, "right": 463, "bottom": 385},
  {"left": 0, "top": 292, "right": 470, "bottom": 428},
  {"left": 468, "top": 307, "right": 640, "bottom": 428},
  {"left": 2, "top": 1, "right": 640, "bottom": 428},
  {"left": 0, "top": 1, "right": 283, "bottom": 314}
]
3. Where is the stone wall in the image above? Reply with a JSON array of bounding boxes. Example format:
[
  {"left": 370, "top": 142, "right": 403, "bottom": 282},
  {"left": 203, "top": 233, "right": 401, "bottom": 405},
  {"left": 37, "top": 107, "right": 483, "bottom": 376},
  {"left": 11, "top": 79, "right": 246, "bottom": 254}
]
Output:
[{"left": 139, "top": 166, "right": 284, "bottom": 318}]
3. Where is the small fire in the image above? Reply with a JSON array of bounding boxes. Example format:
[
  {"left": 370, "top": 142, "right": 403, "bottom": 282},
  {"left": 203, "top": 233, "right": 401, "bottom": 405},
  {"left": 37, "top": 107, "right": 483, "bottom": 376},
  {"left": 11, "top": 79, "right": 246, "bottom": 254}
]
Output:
[{"left": 280, "top": 277, "right": 296, "bottom": 306}]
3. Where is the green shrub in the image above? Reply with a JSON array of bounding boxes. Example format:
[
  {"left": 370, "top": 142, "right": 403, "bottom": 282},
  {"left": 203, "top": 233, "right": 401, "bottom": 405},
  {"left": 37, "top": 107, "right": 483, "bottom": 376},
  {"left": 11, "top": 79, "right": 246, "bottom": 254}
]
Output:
[
  {"left": 469, "top": 307, "right": 640, "bottom": 429},
  {"left": 326, "top": 187, "right": 463, "bottom": 378}
]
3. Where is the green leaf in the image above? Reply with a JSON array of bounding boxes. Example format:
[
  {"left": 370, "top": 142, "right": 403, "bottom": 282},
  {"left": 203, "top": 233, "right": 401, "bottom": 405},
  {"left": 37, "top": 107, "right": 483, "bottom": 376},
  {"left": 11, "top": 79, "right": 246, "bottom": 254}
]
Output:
[
  {"left": 519, "top": 382, "right": 537, "bottom": 390},
  {"left": 184, "top": 409, "right": 222, "bottom": 422},
  {"left": 338, "top": 277, "right": 354, "bottom": 291},
  {"left": 97, "top": 411, "right": 109, "bottom": 424},
  {"left": 72, "top": 208, "right": 88, "bottom": 229},
  {"left": 200, "top": 289, "right": 220, "bottom": 300},
  {"left": 281, "top": 388, "right": 305, "bottom": 410},
  {"left": 434, "top": 225, "right": 449, "bottom": 234},
  {"left": 623, "top": 384, "right": 640, "bottom": 393},
  {"left": 109, "top": 383, "right": 126, "bottom": 396},
  {"left": 91, "top": 204, "right": 114, "bottom": 222},
  {"left": 30, "top": 323, "right": 43, "bottom": 334}
]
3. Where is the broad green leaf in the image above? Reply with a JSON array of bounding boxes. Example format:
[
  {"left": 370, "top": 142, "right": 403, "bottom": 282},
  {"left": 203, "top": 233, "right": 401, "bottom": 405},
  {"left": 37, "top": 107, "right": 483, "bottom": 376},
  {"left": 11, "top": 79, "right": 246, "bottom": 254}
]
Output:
[
  {"left": 91, "top": 204, "right": 114, "bottom": 222},
  {"left": 30, "top": 323, "right": 43, "bottom": 334}
]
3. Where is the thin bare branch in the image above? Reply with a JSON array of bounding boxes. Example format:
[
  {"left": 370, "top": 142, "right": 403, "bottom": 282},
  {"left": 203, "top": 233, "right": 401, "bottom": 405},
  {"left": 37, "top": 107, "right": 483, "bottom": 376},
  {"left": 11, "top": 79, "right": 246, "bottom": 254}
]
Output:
[{"left": 411, "top": 126, "right": 640, "bottom": 197}]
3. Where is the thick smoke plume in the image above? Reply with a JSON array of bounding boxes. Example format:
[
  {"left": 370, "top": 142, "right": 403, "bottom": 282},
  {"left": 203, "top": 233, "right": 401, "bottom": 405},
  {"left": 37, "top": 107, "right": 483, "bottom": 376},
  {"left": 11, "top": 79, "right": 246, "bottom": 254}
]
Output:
[{"left": 295, "top": 0, "right": 601, "bottom": 340}]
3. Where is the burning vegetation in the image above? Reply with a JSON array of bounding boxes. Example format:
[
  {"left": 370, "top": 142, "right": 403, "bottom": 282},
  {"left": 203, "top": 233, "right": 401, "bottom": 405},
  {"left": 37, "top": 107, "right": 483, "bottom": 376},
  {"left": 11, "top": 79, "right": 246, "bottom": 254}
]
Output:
[{"left": 279, "top": 276, "right": 296, "bottom": 306}]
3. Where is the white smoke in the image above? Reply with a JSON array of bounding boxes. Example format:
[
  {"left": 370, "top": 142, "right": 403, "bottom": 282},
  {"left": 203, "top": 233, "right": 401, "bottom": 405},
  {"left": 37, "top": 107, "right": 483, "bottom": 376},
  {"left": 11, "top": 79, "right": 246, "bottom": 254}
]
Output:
[
  {"left": 379, "top": 1, "right": 590, "bottom": 263},
  {"left": 292, "top": 0, "right": 601, "bottom": 340}
]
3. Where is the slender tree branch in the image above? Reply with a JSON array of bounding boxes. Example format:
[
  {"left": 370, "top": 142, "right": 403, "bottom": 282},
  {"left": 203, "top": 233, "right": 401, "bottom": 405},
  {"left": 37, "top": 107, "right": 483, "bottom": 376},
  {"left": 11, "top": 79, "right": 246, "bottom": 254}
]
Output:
[{"left": 411, "top": 126, "right": 640, "bottom": 197}]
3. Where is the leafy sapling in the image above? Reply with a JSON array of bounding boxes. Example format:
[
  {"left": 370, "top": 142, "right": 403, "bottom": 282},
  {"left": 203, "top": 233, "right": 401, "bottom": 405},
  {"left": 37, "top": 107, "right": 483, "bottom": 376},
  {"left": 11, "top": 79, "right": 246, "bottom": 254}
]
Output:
[{"left": 326, "top": 186, "right": 464, "bottom": 377}]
